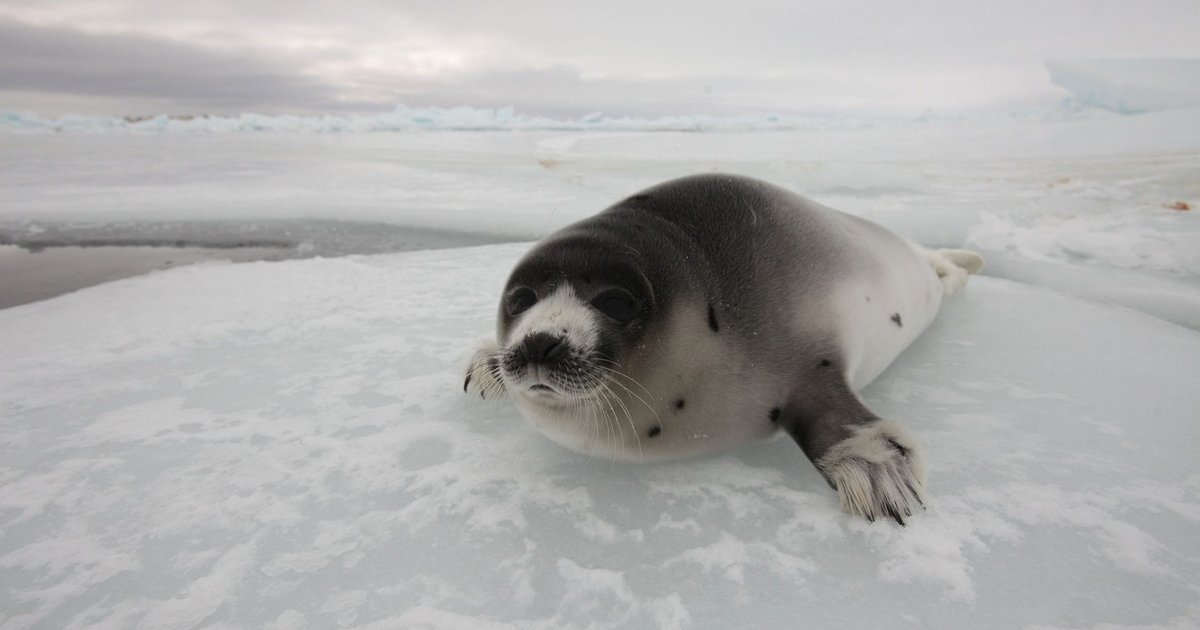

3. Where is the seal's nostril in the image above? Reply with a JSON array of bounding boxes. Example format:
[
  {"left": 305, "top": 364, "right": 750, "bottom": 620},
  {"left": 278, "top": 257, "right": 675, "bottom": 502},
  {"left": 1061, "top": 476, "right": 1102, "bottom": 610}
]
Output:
[{"left": 523, "top": 332, "right": 567, "bottom": 364}]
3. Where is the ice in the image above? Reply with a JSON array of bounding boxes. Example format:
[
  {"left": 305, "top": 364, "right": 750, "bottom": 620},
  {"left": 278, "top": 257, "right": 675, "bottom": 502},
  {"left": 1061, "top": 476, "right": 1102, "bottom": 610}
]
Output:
[
  {"left": 1048, "top": 59, "right": 1200, "bottom": 114},
  {"left": 0, "top": 106, "right": 880, "bottom": 134},
  {"left": 2, "top": 107, "right": 1200, "bottom": 627},
  {"left": 2, "top": 245, "right": 1199, "bottom": 628},
  {"left": 3, "top": 108, "right": 1197, "bottom": 325}
]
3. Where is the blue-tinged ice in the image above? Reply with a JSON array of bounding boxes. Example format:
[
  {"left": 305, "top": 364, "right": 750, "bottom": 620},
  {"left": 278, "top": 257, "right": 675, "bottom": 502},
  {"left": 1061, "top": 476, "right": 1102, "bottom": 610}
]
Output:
[{"left": 1048, "top": 58, "right": 1200, "bottom": 114}]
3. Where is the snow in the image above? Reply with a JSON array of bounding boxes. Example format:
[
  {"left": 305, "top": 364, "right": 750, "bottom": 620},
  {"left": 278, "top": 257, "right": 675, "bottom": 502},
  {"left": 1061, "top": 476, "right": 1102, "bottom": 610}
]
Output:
[
  {"left": 2, "top": 246, "right": 1199, "bottom": 628},
  {"left": 2, "top": 108, "right": 1200, "bottom": 628}
]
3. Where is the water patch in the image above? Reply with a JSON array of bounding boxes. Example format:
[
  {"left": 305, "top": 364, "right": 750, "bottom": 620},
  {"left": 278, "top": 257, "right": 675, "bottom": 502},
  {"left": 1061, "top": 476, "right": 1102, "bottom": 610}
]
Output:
[{"left": 0, "top": 219, "right": 509, "bottom": 309}]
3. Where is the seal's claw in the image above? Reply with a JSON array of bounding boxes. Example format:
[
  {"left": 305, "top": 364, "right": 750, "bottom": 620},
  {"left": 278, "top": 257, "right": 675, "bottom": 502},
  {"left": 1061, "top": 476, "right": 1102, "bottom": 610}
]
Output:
[
  {"left": 463, "top": 340, "right": 506, "bottom": 400},
  {"left": 817, "top": 420, "right": 927, "bottom": 525}
]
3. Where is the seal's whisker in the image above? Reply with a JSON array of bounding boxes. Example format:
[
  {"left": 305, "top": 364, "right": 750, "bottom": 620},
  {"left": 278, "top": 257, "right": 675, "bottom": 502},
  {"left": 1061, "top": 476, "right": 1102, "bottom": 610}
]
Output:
[
  {"left": 571, "top": 382, "right": 594, "bottom": 451},
  {"left": 601, "top": 373, "right": 642, "bottom": 456},
  {"left": 599, "top": 381, "right": 632, "bottom": 457},
  {"left": 592, "top": 357, "right": 657, "bottom": 402},
  {"left": 591, "top": 377, "right": 624, "bottom": 454},
  {"left": 566, "top": 366, "right": 603, "bottom": 452},
  {"left": 597, "top": 370, "right": 652, "bottom": 452},
  {"left": 591, "top": 364, "right": 661, "bottom": 429},
  {"left": 584, "top": 374, "right": 620, "bottom": 461},
  {"left": 587, "top": 396, "right": 601, "bottom": 452}
]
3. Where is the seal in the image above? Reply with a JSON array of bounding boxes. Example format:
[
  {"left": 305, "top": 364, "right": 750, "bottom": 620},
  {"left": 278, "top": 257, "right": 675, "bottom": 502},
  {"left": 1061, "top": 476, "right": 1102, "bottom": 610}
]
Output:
[{"left": 464, "top": 173, "right": 984, "bottom": 524}]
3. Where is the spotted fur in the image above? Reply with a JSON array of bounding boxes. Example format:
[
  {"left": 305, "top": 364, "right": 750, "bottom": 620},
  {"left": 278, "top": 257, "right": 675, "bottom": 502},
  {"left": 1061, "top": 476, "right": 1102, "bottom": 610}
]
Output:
[{"left": 463, "top": 173, "right": 982, "bottom": 525}]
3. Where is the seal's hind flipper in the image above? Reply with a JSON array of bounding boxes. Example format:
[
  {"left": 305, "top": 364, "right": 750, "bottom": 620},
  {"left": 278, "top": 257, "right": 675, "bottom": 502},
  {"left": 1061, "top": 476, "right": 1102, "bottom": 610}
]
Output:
[
  {"left": 938, "top": 248, "right": 985, "bottom": 275},
  {"left": 919, "top": 247, "right": 985, "bottom": 296}
]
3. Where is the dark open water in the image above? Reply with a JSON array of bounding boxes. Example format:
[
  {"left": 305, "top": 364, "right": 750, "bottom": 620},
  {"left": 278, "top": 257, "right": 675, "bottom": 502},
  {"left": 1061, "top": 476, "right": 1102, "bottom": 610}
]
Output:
[{"left": 0, "top": 221, "right": 511, "bottom": 309}]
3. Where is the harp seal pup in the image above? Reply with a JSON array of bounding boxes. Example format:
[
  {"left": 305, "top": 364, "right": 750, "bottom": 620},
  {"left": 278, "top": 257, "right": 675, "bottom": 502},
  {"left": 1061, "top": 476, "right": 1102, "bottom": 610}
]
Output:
[{"left": 463, "top": 173, "right": 983, "bottom": 524}]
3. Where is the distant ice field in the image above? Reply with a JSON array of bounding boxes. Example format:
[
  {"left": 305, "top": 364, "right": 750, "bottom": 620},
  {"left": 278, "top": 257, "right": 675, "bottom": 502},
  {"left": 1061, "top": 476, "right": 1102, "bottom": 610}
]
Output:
[
  {"left": 4, "top": 57, "right": 1200, "bottom": 132},
  {"left": 2, "top": 108, "right": 1198, "bottom": 326}
]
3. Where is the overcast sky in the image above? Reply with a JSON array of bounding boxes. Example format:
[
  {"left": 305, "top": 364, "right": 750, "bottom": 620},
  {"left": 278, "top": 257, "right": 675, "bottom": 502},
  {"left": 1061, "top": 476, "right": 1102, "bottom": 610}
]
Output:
[{"left": 1, "top": 0, "right": 1198, "bottom": 117}]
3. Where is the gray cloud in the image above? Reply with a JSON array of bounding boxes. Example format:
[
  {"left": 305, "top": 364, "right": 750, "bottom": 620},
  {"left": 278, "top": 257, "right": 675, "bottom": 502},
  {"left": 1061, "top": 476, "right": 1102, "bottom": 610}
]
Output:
[
  {"left": 2, "top": 0, "right": 1199, "bottom": 117},
  {"left": 0, "top": 18, "right": 354, "bottom": 112},
  {"left": 0, "top": 16, "right": 932, "bottom": 117}
]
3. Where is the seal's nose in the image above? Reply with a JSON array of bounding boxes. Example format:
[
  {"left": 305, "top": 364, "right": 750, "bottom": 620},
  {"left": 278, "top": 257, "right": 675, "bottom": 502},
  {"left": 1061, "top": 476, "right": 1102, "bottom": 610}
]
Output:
[{"left": 520, "top": 332, "right": 567, "bottom": 365}]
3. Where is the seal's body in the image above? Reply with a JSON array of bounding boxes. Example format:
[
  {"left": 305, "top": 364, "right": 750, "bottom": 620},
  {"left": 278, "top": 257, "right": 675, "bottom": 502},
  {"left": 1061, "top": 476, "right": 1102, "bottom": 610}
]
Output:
[{"left": 465, "top": 174, "right": 983, "bottom": 523}]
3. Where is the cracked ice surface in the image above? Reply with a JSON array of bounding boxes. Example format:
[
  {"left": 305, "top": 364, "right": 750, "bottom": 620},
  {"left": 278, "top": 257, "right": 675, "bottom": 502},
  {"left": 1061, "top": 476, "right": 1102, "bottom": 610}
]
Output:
[{"left": 2, "top": 242, "right": 1199, "bottom": 629}]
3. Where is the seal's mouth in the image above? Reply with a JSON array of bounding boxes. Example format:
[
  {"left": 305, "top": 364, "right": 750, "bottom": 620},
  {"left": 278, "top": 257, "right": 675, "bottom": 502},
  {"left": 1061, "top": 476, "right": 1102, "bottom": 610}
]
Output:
[
  {"left": 523, "top": 382, "right": 574, "bottom": 403},
  {"left": 522, "top": 365, "right": 567, "bottom": 396},
  {"left": 498, "top": 335, "right": 602, "bottom": 401}
]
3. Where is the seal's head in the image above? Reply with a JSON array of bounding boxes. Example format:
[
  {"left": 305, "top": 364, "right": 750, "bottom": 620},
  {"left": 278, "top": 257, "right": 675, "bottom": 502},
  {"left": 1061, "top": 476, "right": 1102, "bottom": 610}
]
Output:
[{"left": 495, "top": 234, "right": 656, "bottom": 410}]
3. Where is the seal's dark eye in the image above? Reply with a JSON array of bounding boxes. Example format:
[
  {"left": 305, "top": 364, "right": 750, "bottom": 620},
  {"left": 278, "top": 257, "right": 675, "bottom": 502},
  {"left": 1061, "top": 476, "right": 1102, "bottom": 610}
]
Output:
[
  {"left": 508, "top": 288, "right": 537, "bottom": 316},
  {"left": 592, "top": 289, "right": 638, "bottom": 323}
]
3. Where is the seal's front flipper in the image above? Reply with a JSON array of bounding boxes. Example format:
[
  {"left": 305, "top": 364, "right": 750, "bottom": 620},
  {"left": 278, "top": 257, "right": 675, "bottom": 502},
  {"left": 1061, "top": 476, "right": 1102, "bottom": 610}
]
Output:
[
  {"left": 463, "top": 339, "right": 507, "bottom": 400},
  {"left": 779, "top": 378, "right": 927, "bottom": 524},
  {"left": 815, "top": 420, "right": 926, "bottom": 524}
]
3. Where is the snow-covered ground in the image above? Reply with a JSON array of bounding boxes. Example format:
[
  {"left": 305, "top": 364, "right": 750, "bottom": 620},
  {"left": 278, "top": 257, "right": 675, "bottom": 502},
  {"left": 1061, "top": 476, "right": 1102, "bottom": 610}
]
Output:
[{"left": 2, "top": 106, "right": 1199, "bottom": 628}]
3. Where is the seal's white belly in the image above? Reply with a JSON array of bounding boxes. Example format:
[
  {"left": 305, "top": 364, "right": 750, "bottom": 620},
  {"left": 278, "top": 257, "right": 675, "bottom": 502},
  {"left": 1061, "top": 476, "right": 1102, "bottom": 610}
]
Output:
[{"left": 832, "top": 240, "right": 945, "bottom": 390}]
